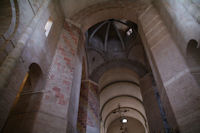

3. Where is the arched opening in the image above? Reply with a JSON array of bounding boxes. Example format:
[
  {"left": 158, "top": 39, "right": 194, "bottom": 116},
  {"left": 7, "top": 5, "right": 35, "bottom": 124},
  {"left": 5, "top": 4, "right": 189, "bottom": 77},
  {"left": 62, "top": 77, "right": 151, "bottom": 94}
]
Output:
[
  {"left": 2, "top": 63, "right": 43, "bottom": 133},
  {"left": 83, "top": 19, "right": 153, "bottom": 133},
  {"left": 186, "top": 39, "right": 200, "bottom": 85},
  {"left": 77, "top": 16, "right": 180, "bottom": 132},
  {"left": 70, "top": 2, "right": 199, "bottom": 132},
  {"left": 22, "top": 63, "right": 43, "bottom": 93},
  {"left": 98, "top": 67, "right": 148, "bottom": 133},
  {"left": 107, "top": 117, "right": 145, "bottom": 133}
]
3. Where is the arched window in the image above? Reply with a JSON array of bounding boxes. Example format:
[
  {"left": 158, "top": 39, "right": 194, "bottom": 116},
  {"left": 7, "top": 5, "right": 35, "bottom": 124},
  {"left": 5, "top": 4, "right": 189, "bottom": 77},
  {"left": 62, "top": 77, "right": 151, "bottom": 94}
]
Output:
[
  {"left": 186, "top": 39, "right": 200, "bottom": 85},
  {"left": 22, "top": 63, "right": 43, "bottom": 93}
]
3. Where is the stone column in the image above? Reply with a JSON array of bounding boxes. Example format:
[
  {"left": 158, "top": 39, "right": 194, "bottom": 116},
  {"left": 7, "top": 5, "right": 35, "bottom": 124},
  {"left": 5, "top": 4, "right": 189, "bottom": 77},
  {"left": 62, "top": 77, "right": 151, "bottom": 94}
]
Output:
[
  {"left": 66, "top": 52, "right": 83, "bottom": 133},
  {"left": 139, "top": 5, "right": 200, "bottom": 133},
  {"left": 140, "top": 74, "right": 165, "bottom": 133},
  {"left": 77, "top": 80, "right": 100, "bottom": 133},
  {"left": 0, "top": 0, "right": 50, "bottom": 92},
  {"left": 140, "top": 73, "right": 180, "bottom": 132}
]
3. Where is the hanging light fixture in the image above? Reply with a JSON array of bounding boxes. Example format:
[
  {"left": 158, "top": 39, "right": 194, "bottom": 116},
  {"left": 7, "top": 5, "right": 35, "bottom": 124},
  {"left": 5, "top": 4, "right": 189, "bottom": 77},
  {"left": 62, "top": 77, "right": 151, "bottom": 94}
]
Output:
[
  {"left": 122, "top": 118, "right": 128, "bottom": 124},
  {"left": 112, "top": 104, "right": 129, "bottom": 133}
]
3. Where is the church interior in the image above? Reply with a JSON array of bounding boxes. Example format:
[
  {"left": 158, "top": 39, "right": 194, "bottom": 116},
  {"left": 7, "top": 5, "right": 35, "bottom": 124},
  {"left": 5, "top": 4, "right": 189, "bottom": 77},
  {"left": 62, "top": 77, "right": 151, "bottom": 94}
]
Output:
[{"left": 0, "top": 0, "right": 200, "bottom": 133}]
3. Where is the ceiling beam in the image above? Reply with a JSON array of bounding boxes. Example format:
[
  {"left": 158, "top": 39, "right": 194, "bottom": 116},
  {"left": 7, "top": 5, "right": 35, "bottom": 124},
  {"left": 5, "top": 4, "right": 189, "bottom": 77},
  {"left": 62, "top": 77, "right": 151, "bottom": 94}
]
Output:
[
  {"left": 104, "top": 22, "right": 111, "bottom": 51},
  {"left": 113, "top": 22, "right": 126, "bottom": 50},
  {"left": 89, "top": 20, "right": 109, "bottom": 43}
]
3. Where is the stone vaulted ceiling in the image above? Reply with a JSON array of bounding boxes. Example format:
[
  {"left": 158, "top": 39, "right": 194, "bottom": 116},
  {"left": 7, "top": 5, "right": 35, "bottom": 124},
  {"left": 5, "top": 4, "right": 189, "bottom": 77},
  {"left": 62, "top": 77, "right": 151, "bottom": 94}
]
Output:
[{"left": 85, "top": 19, "right": 150, "bottom": 81}]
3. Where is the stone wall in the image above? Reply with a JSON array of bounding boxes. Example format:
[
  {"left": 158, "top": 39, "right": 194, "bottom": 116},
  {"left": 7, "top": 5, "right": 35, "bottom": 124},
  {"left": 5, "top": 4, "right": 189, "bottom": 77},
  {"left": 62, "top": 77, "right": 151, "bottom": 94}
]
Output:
[
  {"left": 0, "top": 0, "right": 63, "bottom": 131},
  {"left": 139, "top": 5, "right": 200, "bottom": 133},
  {"left": 66, "top": 52, "right": 83, "bottom": 133},
  {"left": 140, "top": 74, "right": 165, "bottom": 133},
  {"left": 154, "top": 0, "right": 200, "bottom": 54},
  {"left": 0, "top": 0, "right": 18, "bottom": 64},
  {"left": 0, "top": 0, "right": 13, "bottom": 36},
  {"left": 1, "top": 0, "right": 199, "bottom": 132},
  {"left": 2, "top": 63, "right": 43, "bottom": 133},
  {"left": 30, "top": 21, "right": 81, "bottom": 133},
  {"left": 77, "top": 80, "right": 100, "bottom": 133}
]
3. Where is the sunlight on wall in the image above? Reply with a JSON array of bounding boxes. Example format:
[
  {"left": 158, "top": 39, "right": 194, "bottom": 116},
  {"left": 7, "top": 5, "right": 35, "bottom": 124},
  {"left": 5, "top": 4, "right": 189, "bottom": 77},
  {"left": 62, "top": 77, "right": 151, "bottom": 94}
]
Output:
[{"left": 45, "top": 18, "right": 53, "bottom": 37}]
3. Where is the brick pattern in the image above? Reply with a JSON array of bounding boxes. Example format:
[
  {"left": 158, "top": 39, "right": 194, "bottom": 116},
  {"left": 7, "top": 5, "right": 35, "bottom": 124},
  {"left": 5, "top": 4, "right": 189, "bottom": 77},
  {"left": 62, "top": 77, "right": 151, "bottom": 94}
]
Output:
[
  {"left": 77, "top": 81, "right": 99, "bottom": 133},
  {"left": 77, "top": 82, "right": 89, "bottom": 133},
  {"left": 44, "top": 22, "right": 80, "bottom": 108},
  {"left": 31, "top": 22, "right": 81, "bottom": 132},
  {"left": 87, "top": 82, "right": 99, "bottom": 127}
]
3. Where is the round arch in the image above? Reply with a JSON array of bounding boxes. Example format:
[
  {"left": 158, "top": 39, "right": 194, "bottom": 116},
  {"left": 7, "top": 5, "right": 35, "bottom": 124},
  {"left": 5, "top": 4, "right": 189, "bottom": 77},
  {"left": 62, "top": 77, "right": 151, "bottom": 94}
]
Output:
[
  {"left": 103, "top": 107, "right": 148, "bottom": 133},
  {"left": 67, "top": 1, "right": 171, "bottom": 133},
  {"left": 107, "top": 117, "right": 146, "bottom": 133},
  {"left": 186, "top": 39, "right": 200, "bottom": 85},
  {"left": 70, "top": 0, "right": 151, "bottom": 32}
]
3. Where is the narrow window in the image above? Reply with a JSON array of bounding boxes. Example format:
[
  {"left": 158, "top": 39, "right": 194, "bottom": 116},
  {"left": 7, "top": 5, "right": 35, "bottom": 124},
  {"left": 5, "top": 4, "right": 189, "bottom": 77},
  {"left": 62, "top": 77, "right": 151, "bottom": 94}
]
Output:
[{"left": 45, "top": 18, "right": 53, "bottom": 37}]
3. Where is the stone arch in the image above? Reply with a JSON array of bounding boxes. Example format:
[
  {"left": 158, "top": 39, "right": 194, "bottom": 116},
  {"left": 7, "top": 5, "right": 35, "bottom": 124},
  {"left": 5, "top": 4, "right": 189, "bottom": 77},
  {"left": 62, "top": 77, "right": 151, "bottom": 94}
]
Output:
[
  {"left": 104, "top": 107, "right": 147, "bottom": 129},
  {"left": 100, "top": 96, "right": 148, "bottom": 133},
  {"left": 100, "top": 83, "right": 143, "bottom": 108},
  {"left": 22, "top": 63, "right": 43, "bottom": 92},
  {"left": 186, "top": 39, "right": 200, "bottom": 66},
  {"left": 97, "top": 66, "right": 149, "bottom": 133},
  {"left": 90, "top": 59, "right": 147, "bottom": 82},
  {"left": 0, "top": 0, "right": 19, "bottom": 39},
  {"left": 70, "top": 0, "right": 150, "bottom": 32},
  {"left": 1, "top": 63, "right": 43, "bottom": 133},
  {"left": 107, "top": 117, "right": 146, "bottom": 133},
  {"left": 84, "top": 18, "right": 149, "bottom": 82},
  {"left": 186, "top": 39, "right": 200, "bottom": 85},
  {"left": 75, "top": 4, "right": 155, "bottom": 132},
  {"left": 69, "top": 1, "right": 185, "bottom": 132},
  {"left": 98, "top": 66, "right": 140, "bottom": 87}
]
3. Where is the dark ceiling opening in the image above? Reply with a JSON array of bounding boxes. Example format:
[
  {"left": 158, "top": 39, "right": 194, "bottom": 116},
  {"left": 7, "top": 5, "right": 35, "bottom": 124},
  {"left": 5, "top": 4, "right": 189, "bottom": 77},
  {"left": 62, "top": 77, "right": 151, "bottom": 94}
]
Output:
[
  {"left": 85, "top": 19, "right": 150, "bottom": 81},
  {"left": 86, "top": 19, "right": 138, "bottom": 53}
]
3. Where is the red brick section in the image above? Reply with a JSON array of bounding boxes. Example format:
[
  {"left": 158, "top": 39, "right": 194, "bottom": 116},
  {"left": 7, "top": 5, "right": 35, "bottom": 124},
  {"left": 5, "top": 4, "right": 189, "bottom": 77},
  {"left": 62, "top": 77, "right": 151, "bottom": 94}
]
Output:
[
  {"left": 77, "top": 81, "right": 89, "bottom": 133},
  {"left": 44, "top": 22, "right": 80, "bottom": 107},
  {"left": 32, "top": 21, "right": 82, "bottom": 133},
  {"left": 77, "top": 80, "right": 100, "bottom": 133}
]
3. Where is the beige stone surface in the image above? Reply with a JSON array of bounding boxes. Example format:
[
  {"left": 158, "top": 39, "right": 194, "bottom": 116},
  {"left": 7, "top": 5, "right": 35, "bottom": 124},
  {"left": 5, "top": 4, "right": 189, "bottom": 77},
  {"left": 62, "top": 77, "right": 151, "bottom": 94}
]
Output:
[
  {"left": 139, "top": 5, "right": 200, "bottom": 133},
  {"left": 1, "top": 0, "right": 200, "bottom": 133}
]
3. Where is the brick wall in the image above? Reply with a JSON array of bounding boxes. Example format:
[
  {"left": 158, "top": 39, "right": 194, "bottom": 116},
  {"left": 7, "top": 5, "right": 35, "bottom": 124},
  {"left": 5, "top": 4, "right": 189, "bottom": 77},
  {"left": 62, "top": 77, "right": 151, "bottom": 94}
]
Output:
[{"left": 77, "top": 80, "right": 100, "bottom": 133}]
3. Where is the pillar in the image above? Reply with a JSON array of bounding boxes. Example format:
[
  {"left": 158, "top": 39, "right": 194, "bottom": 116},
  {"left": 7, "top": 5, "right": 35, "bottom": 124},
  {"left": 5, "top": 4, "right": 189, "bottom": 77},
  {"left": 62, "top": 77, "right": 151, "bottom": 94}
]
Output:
[
  {"left": 77, "top": 80, "right": 100, "bottom": 133},
  {"left": 66, "top": 52, "right": 83, "bottom": 133},
  {"left": 140, "top": 74, "right": 165, "bottom": 132},
  {"left": 139, "top": 5, "right": 200, "bottom": 133},
  {"left": 140, "top": 73, "right": 180, "bottom": 132},
  {"left": 28, "top": 20, "right": 82, "bottom": 133}
]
